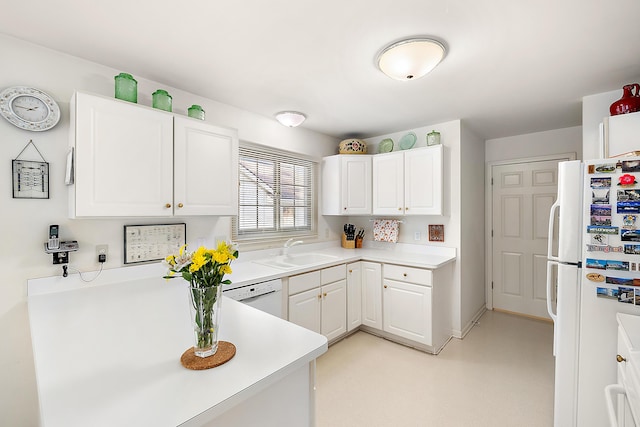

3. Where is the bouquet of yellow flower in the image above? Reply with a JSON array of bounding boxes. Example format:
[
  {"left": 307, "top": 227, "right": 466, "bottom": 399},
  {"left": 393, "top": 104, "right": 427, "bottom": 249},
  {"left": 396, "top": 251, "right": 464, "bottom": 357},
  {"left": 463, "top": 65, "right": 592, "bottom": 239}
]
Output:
[
  {"left": 163, "top": 241, "right": 239, "bottom": 288},
  {"left": 163, "top": 241, "right": 239, "bottom": 358}
]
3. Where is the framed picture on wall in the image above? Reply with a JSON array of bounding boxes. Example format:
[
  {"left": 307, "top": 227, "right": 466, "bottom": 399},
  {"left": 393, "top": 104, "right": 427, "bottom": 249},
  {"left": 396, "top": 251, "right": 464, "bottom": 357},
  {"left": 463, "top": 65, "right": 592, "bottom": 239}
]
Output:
[{"left": 428, "top": 224, "right": 444, "bottom": 242}]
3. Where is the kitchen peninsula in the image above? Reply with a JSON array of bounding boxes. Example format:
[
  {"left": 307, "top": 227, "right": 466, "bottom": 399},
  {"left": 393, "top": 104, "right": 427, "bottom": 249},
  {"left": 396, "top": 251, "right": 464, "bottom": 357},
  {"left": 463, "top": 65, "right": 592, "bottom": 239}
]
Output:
[{"left": 28, "top": 265, "right": 327, "bottom": 427}]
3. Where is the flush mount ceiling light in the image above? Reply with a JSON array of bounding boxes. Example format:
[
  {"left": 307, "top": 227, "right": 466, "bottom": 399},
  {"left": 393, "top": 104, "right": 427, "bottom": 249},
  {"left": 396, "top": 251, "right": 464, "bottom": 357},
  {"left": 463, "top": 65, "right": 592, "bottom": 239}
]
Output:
[
  {"left": 275, "top": 111, "right": 306, "bottom": 127},
  {"left": 377, "top": 38, "right": 446, "bottom": 81}
]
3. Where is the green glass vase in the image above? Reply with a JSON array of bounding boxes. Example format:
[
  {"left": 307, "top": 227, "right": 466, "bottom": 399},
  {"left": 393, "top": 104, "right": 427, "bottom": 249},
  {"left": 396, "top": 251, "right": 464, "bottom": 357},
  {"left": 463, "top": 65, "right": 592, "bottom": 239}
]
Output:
[
  {"left": 114, "top": 73, "right": 137, "bottom": 103},
  {"left": 152, "top": 89, "right": 172, "bottom": 112}
]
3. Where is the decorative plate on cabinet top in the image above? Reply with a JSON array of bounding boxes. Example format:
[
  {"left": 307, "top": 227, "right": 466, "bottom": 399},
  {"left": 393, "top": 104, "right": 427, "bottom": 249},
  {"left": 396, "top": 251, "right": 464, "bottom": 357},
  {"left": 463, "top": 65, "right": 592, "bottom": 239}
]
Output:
[
  {"left": 399, "top": 132, "right": 417, "bottom": 150},
  {"left": 378, "top": 138, "right": 394, "bottom": 153}
]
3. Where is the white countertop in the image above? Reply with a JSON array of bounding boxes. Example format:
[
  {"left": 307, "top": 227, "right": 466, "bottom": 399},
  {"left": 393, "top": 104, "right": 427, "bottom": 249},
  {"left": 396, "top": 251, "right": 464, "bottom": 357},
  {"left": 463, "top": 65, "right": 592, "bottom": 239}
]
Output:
[
  {"left": 27, "top": 241, "right": 454, "bottom": 425},
  {"left": 28, "top": 273, "right": 328, "bottom": 427},
  {"left": 225, "top": 242, "right": 457, "bottom": 289}
]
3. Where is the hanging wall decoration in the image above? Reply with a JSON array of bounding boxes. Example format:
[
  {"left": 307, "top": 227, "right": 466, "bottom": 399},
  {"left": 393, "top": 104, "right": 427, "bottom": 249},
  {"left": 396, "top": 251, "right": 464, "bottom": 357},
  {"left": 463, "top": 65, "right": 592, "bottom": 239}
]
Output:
[{"left": 12, "top": 139, "right": 49, "bottom": 199}]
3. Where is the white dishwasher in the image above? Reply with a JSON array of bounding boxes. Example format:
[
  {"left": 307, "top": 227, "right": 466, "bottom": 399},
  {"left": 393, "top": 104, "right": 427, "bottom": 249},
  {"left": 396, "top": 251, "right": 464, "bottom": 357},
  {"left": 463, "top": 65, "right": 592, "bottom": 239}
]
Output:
[{"left": 223, "top": 279, "right": 283, "bottom": 318}]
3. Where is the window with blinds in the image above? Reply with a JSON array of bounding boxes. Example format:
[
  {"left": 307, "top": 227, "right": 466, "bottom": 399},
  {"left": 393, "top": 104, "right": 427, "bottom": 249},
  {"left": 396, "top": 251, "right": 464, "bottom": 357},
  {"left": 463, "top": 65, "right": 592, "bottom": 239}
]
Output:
[{"left": 234, "top": 145, "right": 316, "bottom": 240}]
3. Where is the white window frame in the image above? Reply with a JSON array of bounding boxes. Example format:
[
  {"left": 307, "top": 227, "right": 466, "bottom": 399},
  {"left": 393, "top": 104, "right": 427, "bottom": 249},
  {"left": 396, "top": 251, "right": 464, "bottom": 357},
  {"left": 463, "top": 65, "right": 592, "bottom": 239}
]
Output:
[{"left": 233, "top": 143, "right": 317, "bottom": 243}]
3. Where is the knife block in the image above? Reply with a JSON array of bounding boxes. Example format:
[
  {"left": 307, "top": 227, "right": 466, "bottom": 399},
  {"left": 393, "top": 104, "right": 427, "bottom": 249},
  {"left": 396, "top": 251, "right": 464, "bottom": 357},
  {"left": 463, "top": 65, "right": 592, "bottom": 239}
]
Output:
[{"left": 341, "top": 233, "right": 355, "bottom": 249}]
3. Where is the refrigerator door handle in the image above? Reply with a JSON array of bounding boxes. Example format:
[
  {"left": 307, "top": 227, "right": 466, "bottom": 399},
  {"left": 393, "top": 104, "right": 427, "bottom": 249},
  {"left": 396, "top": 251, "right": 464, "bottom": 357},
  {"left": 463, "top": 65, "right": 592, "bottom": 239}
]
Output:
[
  {"left": 547, "top": 199, "right": 560, "bottom": 262},
  {"left": 604, "top": 383, "right": 625, "bottom": 427},
  {"left": 546, "top": 260, "right": 558, "bottom": 322}
]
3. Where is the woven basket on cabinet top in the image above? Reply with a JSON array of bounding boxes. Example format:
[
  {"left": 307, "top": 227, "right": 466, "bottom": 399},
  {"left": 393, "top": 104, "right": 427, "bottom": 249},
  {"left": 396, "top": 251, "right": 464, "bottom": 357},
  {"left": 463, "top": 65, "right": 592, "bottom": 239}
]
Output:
[{"left": 338, "top": 139, "right": 367, "bottom": 154}]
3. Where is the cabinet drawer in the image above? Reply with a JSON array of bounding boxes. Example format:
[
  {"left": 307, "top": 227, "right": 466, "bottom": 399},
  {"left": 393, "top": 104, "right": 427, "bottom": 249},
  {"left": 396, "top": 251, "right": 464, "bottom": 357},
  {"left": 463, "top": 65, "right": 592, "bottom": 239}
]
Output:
[
  {"left": 384, "top": 264, "right": 432, "bottom": 285},
  {"left": 321, "top": 264, "right": 346, "bottom": 285},
  {"left": 289, "top": 270, "right": 321, "bottom": 295}
]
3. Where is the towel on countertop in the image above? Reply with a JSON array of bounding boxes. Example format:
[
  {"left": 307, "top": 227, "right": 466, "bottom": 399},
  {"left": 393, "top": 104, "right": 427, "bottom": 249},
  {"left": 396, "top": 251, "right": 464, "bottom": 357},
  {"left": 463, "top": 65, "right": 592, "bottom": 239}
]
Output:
[{"left": 373, "top": 219, "right": 399, "bottom": 243}]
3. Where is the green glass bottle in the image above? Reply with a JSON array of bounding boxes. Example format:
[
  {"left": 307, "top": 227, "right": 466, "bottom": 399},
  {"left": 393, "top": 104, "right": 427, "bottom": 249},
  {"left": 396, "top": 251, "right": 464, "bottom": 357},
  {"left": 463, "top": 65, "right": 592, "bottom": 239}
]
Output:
[
  {"left": 427, "top": 130, "right": 441, "bottom": 146},
  {"left": 114, "top": 73, "right": 137, "bottom": 103},
  {"left": 152, "top": 89, "right": 172, "bottom": 112},
  {"left": 188, "top": 104, "right": 205, "bottom": 120}
]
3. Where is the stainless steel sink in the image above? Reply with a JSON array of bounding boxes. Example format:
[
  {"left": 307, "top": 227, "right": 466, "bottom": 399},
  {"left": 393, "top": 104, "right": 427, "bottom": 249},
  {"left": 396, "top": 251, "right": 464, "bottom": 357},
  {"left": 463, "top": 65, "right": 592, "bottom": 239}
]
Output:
[{"left": 253, "top": 253, "right": 340, "bottom": 270}]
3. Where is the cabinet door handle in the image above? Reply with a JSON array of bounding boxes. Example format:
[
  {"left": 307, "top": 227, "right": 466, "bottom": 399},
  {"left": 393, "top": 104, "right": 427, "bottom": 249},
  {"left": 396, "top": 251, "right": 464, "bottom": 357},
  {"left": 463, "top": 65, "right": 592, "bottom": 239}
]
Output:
[
  {"left": 317, "top": 294, "right": 322, "bottom": 299},
  {"left": 384, "top": 284, "right": 388, "bottom": 289},
  {"left": 403, "top": 273, "right": 407, "bottom": 277},
  {"left": 398, "top": 207, "right": 402, "bottom": 211},
  {"left": 349, "top": 269, "right": 353, "bottom": 273},
  {"left": 405, "top": 207, "right": 409, "bottom": 210},
  {"left": 323, "top": 292, "right": 327, "bottom": 297},
  {"left": 617, "top": 354, "right": 627, "bottom": 363},
  {"left": 177, "top": 203, "right": 184, "bottom": 208},
  {"left": 344, "top": 207, "right": 347, "bottom": 210},
  {"left": 165, "top": 203, "right": 172, "bottom": 208}
]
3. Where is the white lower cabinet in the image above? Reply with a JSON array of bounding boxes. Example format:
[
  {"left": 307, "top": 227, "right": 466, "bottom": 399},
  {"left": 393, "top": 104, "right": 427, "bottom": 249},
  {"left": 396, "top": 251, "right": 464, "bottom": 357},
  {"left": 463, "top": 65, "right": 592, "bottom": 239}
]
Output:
[
  {"left": 346, "top": 262, "right": 362, "bottom": 332},
  {"left": 380, "top": 263, "right": 453, "bottom": 353},
  {"left": 288, "top": 288, "right": 322, "bottom": 334},
  {"left": 383, "top": 279, "right": 432, "bottom": 346},
  {"left": 361, "top": 261, "right": 382, "bottom": 330},
  {"left": 288, "top": 265, "right": 347, "bottom": 342},
  {"left": 288, "top": 259, "right": 452, "bottom": 353}
]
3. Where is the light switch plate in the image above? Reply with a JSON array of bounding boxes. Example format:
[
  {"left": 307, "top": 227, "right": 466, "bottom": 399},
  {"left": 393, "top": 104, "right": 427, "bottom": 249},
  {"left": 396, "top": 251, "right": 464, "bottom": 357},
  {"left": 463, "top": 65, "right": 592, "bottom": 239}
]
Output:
[{"left": 414, "top": 231, "right": 421, "bottom": 241}]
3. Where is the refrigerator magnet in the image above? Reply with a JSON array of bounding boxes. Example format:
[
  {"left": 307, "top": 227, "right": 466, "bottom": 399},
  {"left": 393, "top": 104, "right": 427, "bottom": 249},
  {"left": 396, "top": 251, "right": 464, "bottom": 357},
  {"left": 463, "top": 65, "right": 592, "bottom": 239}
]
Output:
[
  {"left": 587, "top": 225, "right": 619, "bottom": 234},
  {"left": 624, "top": 244, "right": 640, "bottom": 254},
  {"left": 596, "top": 287, "right": 619, "bottom": 299},
  {"left": 605, "top": 260, "right": 629, "bottom": 271},
  {"left": 592, "top": 189, "right": 610, "bottom": 204},
  {"left": 592, "top": 164, "right": 616, "bottom": 174},
  {"left": 621, "top": 161, "right": 640, "bottom": 173},
  {"left": 586, "top": 273, "right": 605, "bottom": 282},
  {"left": 617, "top": 287, "right": 635, "bottom": 304},
  {"left": 621, "top": 229, "right": 640, "bottom": 242},
  {"left": 586, "top": 258, "right": 606, "bottom": 270},
  {"left": 607, "top": 277, "right": 634, "bottom": 286},
  {"left": 618, "top": 174, "right": 637, "bottom": 186},
  {"left": 591, "top": 177, "right": 611, "bottom": 188},
  {"left": 622, "top": 214, "right": 638, "bottom": 229},
  {"left": 617, "top": 201, "right": 640, "bottom": 214}
]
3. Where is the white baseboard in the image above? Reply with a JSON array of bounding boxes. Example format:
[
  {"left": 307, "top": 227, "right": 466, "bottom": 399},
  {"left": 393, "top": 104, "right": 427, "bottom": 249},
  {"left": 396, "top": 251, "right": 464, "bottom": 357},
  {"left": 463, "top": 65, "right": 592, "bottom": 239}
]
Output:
[{"left": 453, "top": 305, "right": 487, "bottom": 339}]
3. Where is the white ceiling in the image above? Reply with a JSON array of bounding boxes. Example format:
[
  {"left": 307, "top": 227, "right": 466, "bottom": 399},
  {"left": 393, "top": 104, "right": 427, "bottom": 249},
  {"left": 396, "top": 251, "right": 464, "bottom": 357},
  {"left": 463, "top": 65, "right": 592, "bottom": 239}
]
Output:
[{"left": 2, "top": 0, "right": 640, "bottom": 141}]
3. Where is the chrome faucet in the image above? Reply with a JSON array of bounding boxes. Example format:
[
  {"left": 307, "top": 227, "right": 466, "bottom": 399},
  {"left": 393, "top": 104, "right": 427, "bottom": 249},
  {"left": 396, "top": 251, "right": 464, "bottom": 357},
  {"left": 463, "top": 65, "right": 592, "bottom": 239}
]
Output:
[{"left": 283, "top": 238, "right": 303, "bottom": 256}]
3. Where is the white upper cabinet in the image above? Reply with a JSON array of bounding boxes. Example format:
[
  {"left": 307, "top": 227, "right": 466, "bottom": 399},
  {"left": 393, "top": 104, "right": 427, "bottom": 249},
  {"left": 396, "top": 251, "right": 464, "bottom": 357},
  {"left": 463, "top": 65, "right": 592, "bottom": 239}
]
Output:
[
  {"left": 372, "top": 152, "right": 404, "bottom": 215},
  {"left": 372, "top": 145, "right": 443, "bottom": 216},
  {"left": 322, "top": 155, "right": 371, "bottom": 215},
  {"left": 405, "top": 145, "right": 443, "bottom": 215},
  {"left": 70, "top": 92, "right": 238, "bottom": 217},
  {"left": 173, "top": 116, "right": 238, "bottom": 216}
]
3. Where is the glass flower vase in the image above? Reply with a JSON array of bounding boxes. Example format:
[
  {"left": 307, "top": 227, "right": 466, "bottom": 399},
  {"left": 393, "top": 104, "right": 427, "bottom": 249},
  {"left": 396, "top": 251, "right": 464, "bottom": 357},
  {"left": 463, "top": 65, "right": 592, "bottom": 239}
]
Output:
[{"left": 188, "top": 285, "right": 222, "bottom": 358}]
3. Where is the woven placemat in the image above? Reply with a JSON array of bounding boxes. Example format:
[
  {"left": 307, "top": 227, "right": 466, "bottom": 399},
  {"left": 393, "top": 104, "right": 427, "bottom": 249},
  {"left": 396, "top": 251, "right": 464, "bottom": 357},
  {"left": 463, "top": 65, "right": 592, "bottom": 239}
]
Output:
[{"left": 180, "top": 341, "right": 236, "bottom": 370}]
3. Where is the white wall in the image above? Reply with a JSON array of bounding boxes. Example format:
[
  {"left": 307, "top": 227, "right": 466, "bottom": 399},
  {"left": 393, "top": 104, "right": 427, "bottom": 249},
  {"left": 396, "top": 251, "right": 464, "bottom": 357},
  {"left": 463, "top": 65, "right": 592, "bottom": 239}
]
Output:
[
  {"left": 0, "top": 34, "right": 338, "bottom": 424},
  {"left": 485, "top": 126, "right": 582, "bottom": 162},
  {"left": 459, "top": 124, "right": 486, "bottom": 335},
  {"left": 582, "top": 89, "right": 623, "bottom": 160},
  {"left": 361, "top": 120, "right": 485, "bottom": 337}
]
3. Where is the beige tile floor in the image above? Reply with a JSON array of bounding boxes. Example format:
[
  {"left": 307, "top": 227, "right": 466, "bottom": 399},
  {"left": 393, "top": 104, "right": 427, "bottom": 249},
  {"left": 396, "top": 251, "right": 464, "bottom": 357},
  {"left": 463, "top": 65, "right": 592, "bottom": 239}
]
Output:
[{"left": 316, "top": 310, "right": 554, "bottom": 427}]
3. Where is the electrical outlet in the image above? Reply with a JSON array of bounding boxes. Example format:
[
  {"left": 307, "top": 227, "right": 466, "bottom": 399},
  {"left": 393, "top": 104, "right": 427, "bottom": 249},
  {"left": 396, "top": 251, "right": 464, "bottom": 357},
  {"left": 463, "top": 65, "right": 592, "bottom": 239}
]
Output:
[
  {"left": 96, "top": 245, "right": 108, "bottom": 263},
  {"left": 414, "top": 232, "right": 421, "bottom": 241}
]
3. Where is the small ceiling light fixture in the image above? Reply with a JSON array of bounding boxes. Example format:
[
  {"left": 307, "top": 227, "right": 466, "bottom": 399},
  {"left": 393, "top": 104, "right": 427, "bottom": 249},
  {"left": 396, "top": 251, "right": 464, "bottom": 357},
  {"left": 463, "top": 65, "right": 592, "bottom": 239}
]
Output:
[
  {"left": 377, "top": 37, "right": 446, "bottom": 81},
  {"left": 275, "top": 111, "right": 306, "bottom": 127}
]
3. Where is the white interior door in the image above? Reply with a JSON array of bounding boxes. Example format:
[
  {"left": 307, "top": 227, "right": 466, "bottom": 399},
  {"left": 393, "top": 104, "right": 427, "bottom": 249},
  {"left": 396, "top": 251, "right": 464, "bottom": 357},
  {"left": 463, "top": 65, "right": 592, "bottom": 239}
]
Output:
[{"left": 491, "top": 159, "right": 563, "bottom": 318}]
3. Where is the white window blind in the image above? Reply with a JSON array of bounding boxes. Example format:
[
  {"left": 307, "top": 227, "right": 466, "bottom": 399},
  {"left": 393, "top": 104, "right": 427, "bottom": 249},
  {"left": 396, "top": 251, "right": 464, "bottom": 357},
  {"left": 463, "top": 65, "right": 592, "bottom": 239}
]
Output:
[{"left": 234, "top": 145, "right": 315, "bottom": 240}]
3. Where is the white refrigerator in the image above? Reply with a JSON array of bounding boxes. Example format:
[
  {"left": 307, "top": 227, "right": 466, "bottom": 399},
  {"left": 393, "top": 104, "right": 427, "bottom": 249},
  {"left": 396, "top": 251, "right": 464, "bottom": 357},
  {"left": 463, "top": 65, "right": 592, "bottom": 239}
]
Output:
[{"left": 547, "top": 158, "right": 640, "bottom": 427}]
